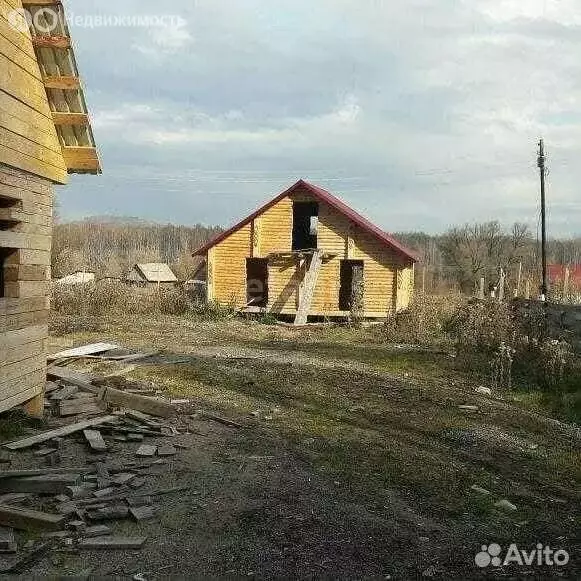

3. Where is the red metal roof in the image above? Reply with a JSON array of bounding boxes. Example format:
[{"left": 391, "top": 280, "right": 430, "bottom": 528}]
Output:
[
  {"left": 193, "top": 179, "right": 418, "bottom": 261},
  {"left": 548, "top": 264, "right": 581, "bottom": 284}
]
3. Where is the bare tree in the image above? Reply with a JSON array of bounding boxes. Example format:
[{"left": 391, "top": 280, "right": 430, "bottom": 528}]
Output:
[{"left": 439, "top": 221, "right": 531, "bottom": 293}]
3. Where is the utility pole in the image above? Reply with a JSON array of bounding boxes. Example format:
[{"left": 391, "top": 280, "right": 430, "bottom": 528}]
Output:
[{"left": 537, "top": 139, "right": 548, "bottom": 300}]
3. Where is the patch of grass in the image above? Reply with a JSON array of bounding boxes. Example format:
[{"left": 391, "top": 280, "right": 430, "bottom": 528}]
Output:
[
  {"left": 124, "top": 355, "right": 577, "bottom": 532},
  {"left": 0, "top": 409, "right": 45, "bottom": 442}
]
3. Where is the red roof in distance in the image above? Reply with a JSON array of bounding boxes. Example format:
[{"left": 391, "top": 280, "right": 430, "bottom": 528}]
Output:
[
  {"left": 193, "top": 179, "right": 418, "bottom": 261},
  {"left": 548, "top": 264, "right": 581, "bottom": 284}
]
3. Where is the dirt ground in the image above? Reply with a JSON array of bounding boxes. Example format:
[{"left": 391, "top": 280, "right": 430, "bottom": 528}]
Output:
[{"left": 14, "top": 315, "right": 580, "bottom": 579}]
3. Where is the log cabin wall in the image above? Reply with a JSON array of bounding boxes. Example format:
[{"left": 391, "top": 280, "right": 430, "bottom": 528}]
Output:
[
  {"left": 0, "top": 164, "right": 53, "bottom": 415},
  {"left": 1, "top": 0, "right": 65, "bottom": 415}
]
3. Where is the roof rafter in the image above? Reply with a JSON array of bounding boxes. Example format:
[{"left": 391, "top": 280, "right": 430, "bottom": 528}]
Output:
[
  {"left": 52, "top": 112, "right": 89, "bottom": 126},
  {"left": 43, "top": 76, "right": 80, "bottom": 90}
]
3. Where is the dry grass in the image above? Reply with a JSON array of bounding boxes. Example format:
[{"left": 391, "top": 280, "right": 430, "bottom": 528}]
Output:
[{"left": 50, "top": 281, "right": 235, "bottom": 335}]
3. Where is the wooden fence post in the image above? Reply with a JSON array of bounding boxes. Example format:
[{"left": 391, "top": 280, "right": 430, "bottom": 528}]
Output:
[
  {"left": 478, "top": 277, "right": 485, "bottom": 300},
  {"left": 515, "top": 261, "right": 522, "bottom": 298},
  {"left": 563, "top": 266, "right": 570, "bottom": 302},
  {"left": 498, "top": 269, "right": 505, "bottom": 302}
]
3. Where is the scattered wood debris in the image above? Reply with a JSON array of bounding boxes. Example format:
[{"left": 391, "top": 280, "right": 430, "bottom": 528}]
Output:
[
  {"left": 0, "top": 349, "right": 245, "bottom": 574},
  {"left": 48, "top": 343, "right": 121, "bottom": 361}
]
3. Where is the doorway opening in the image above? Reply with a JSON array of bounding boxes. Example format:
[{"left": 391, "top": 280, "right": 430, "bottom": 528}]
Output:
[
  {"left": 246, "top": 258, "right": 269, "bottom": 307},
  {"left": 339, "top": 260, "right": 364, "bottom": 310}
]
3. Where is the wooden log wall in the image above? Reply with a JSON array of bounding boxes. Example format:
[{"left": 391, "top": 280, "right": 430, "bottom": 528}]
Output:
[
  {"left": 0, "top": 163, "right": 52, "bottom": 415},
  {"left": 0, "top": 0, "right": 68, "bottom": 183}
]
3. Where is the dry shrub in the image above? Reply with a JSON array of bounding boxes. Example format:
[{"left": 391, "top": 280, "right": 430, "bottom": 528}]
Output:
[
  {"left": 51, "top": 281, "right": 233, "bottom": 320},
  {"left": 445, "top": 299, "right": 515, "bottom": 354},
  {"left": 446, "top": 299, "right": 576, "bottom": 392},
  {"left": 384, "top": 294, "right": 463, "bottom": 345}
]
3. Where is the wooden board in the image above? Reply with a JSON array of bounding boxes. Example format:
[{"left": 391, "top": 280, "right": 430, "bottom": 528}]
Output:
[
  {"left": 42, "top": 75, "right": 80, "bottom": 89},
  {"left": 83, "top": 429, "right": 107, "bottom": 452},
  {"left": 0, "top": 505, "right": 65, "bottom": 531},
  {"left": 77, "top": 536, "right": 146, "bottom": 550},
  {"left": 0, "top": 474, "right": 81, "bottom": 494},
  {"left": 59, "top": 398, "right": 105, "bottom": 416},
  {"left": 100, "top": 387, "right": 175, "bottom": 418},
  {"left": 4, "top": 415, "right": 118, "bottom": 450},
  {"left": 294, "top": 250, "right": 322, "bottom": 325}
]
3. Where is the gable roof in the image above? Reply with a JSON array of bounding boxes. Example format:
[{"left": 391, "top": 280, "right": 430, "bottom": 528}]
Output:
[
  {"left": 193, "top": 180, "right": 417, "bottom": 261},
  {"left": 132, "top": 263, "right": 177, "bottom": 283}
]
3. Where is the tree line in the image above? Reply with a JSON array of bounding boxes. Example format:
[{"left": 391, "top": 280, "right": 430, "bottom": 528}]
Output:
[
  {"left": 52, "top": 218, "right": 222, "bottom": 280},
  {"left": 396, "top": 223, "right": 581, "bottom": 296},
  {"left": 52, "top": 217, "right": 581, "bottom": 296}
]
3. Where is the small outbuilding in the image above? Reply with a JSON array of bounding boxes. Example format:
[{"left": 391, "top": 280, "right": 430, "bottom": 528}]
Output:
[
  {"left": 126, "top": 263, "right": 178, "bottom": 287},
  {"left": 193, "top": 180, "right": 417, "bottom": 323}
]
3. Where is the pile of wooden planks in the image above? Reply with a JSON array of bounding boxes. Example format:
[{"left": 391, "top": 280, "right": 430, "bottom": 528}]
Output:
[
  {"left": 44, "top": 365, "right": 175, "bottom": 420},
  {"left": 0, "top": 365, "right": 190, "bottom": 573}
]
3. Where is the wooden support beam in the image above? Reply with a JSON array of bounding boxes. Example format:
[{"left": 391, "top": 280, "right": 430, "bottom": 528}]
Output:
[
  {"left": 42, "top": 75, "right": 80, "bottom": 90},
  {"left": 52, "top": 112, "right": 89, "bottom": 126},
  {"left": 32, "top": 36, "right": 70, "bottom": 49},
  {"left": 294, "top": 250, "right": 323, "bottom": 325},
  {"left": 61, "top": 147, "right": 101, "bottom": 174}
]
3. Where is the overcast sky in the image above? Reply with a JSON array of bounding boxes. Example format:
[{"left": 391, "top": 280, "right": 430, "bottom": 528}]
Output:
[{"left": 58, "top": 0, "right": 580, "bottom": 236}]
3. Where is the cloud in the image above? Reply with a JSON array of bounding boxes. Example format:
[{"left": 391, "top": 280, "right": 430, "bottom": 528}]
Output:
[{"left": 60, "top": 0, "right": 581, "bottom": 236}]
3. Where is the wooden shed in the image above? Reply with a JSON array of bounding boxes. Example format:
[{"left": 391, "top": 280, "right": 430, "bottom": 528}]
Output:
[
  {"left": 1, "top": 0, "right": 100, "bottom": 416},
  {"left": 194, "top": 180, "right": 417, "bottom": 323},
  {"left": 126, "top": 263, "right": 178, "bottom": 287}
]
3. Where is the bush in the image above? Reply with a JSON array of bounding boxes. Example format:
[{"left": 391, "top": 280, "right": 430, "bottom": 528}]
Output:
[
  {"left": 446, "top": 298, "right": 577, "bottom": 393},
  {"left": 384, "top": 294, "right": 463, "bottom": 345},
  {"left": 51, "top": 281, "right": 229, "bottom": 319},
  {"left": 445, "top": 299, "right": 515, "bottom": 354}
]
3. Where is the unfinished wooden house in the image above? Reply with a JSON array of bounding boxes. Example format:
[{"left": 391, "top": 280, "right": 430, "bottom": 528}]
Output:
[
  {"left": 1, "top": 0, "right": 100, "bottom": 415},
  {"left": 194, "top": 180, "right": 417, "bottom": 323}
]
